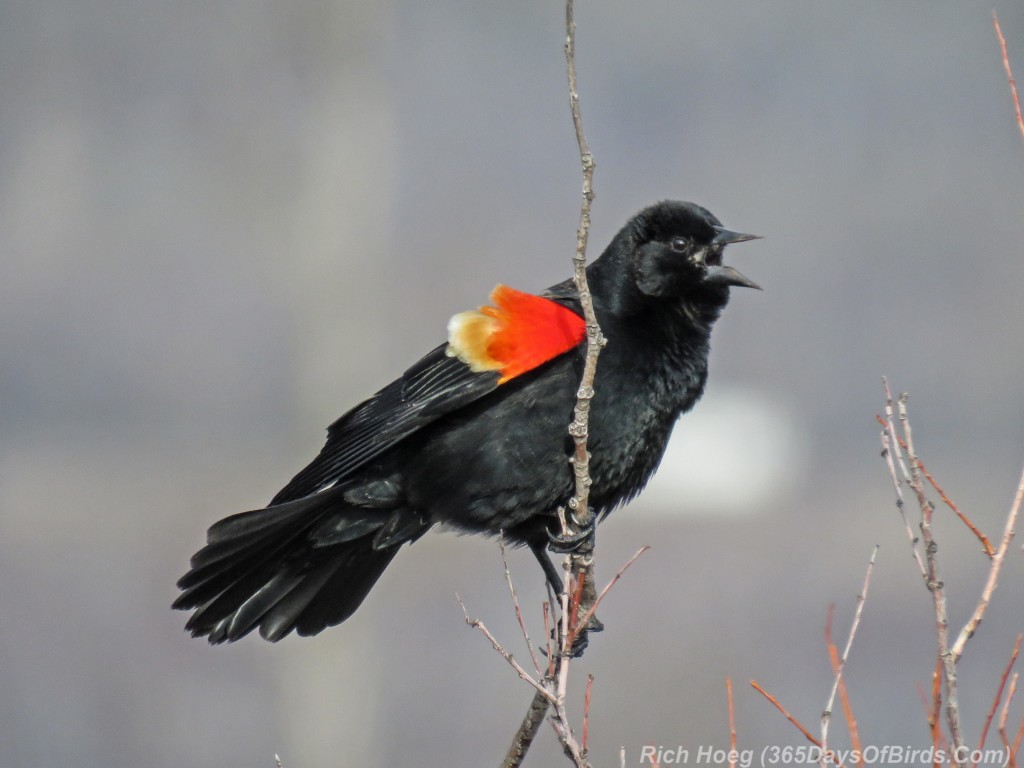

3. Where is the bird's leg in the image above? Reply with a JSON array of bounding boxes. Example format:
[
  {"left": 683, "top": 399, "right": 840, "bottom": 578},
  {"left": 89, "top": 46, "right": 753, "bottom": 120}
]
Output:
[
  {"left": 531, "top": 542, "right": 565, "bottom": 595},
  {"left": 530, "top": 541, "right": 603, "bottom": 658}
]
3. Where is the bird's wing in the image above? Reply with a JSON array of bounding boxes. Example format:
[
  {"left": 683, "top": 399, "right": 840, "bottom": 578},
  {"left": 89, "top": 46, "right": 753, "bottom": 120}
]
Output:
[
  {"left": 270, "top": 344, "right": 500, "bottom": 504},
  {"left": 542, "top": 279, "right": 583, "bottom": 313},
  {"left": 271, "top": 285, "right": 586, "bottom": 505}
]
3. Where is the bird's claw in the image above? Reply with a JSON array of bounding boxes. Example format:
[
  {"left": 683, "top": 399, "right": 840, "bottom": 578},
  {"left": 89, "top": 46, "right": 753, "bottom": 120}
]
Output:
[
  {"left": 540, "top": 613, "right": 604, "bottom": 658},
  {"left": 568, "top": 614, "right": 606, "bottom": 657},
  {"left": 546, "top": 519, "right": 596, "bottom": 554}
]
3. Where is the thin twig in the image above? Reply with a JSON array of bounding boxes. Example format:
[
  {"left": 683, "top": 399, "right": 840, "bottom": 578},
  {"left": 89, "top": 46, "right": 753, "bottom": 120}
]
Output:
[
  {"left": 456, "top": 593, "right": 552, "bottom": 702},
  {"left": 949, "top": 462, "right": 1024, "bottom": 662},
  {"left": 876, "top": 413, "right": 994, "bottom": 557},
  {"left": 977, "top": 633, "right": 1023, "bottom": 768},
  {"left": 930, "top": 655, "right": 946, "bottom": 759},
  {"left": 821, "top": 546, "right": 877, "bottom": 768},
  {"left": 824, "top": 609, "right": 862, "bottom": 767},
  {"left": 994, "top": 11, "right": 1024, "bottom": 144},
  {"left": 896, "top": 391, "right": 963, "bottom": 762},
  {"left": 499, "top": 535, "right": 542, "bottom": 677},
  {"left": 552, "top": 555, "right": 588, "bottom": 767},
  {"left": 726, "top": 677, "right": 737, "bottom": 768},
  {"left": 914, "top": 662, "right": 946, "bottom": 767},
  {"left": 879, "top": 382, "right": 927, "bottom": 578},
  {"left": 582, "top": 674, "right": 595, "bottom": 753},
  {"left": 498, "top": 538, "right": 551, "bottom": 768},
  {"left": 750, "top": 681, "right": 823, "bottom": 752},
  {"left": 544, "top": 601, "right": 556, "bottom": 678},
  {"left": 568, "top": 546, "right": 650, "bottom": 648},
  {"left": 1001, "top": 674, "right": 1020, "bottom": 768}
]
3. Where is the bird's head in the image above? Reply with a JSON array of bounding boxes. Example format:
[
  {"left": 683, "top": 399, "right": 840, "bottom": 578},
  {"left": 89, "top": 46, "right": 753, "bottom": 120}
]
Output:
[{"left": 593, "top": 200, "right": 760, "bottom": 317}]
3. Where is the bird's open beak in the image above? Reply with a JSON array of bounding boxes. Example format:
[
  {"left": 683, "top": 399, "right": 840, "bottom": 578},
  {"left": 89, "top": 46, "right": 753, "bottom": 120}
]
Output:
[
  {"left": 706, "top": 227, "right": 762, "bottom": 290},
  {"left": 704, "top": 265, "right": 761, "bottom": 290},
  {"left": 712, "top": 227, "right": 761, "bottom": 246}
]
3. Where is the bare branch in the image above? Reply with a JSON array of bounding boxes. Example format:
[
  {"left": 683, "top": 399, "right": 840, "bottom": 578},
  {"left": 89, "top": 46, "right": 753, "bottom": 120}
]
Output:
[
  {"left": 876, "top": 413, "right": 994, "bottom": 557},
  {"left": 879, "top": 381, "right": 927, "bottom": 578},
  {"left": 499, "top": 535, "right": 542, "bottom": 677},
  {"left": 978, "top": 634, "right": 1023, "bottom": 768},
  {"left": 563, "top": 0, "right": 602, "bottom": 545},
  {"left": 568, "top": 546, "right": 650, "bottom": 648},
  {"left": 1001, "top": 674, "right": 1020, "bottom": 767},
  {"left": 582, "top": 674, "right": 595, "bottom": 753},
  {"left": 727, "top": 677, "right": 738, "bottom": 768},
  {"left": 994, "top": 11, "right": 1024, "bottom": 144},
  {"left": 456, "top": 593, "right": 552, "bottom": 702},
  {"left": 502, "top": 2, "right": 602, "bottom": 764},
  {"left": 821, "top": 547, "right": 876, "bottom": 768},
  {"left": 503, "top": 690, "right": 552, "bottom": 768},
  {"left": 893, "top": 391, "right": 963, "bottom": 761},
  {"left": 750, "top": 680, "right": 847, "bottom": 768},
  {"left": 949, "top": 462, "right": 1024, "bottom": 662}
]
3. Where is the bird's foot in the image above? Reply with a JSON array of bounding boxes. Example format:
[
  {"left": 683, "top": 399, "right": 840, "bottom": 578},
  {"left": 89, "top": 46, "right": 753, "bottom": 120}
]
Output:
[
  {"left": 540, "top": 613, "right": 603, "bottom": 658},
  {"left": 567, "top": 613, "right": 605, "bottom": 658},
  {"left": 546, "top": 517, "right": 596, "bottom": 554}
]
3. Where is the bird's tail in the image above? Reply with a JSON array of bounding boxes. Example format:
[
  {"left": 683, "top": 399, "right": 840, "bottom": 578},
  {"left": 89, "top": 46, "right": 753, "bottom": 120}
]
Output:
[{"left": 173, "top": 491, "right": 428, "bottom": 643}]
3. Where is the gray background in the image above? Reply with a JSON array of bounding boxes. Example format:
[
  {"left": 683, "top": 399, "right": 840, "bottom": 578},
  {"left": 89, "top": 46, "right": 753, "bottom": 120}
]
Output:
[{"left": 3, "top": 2, "right": 1024, "bottom": 766}]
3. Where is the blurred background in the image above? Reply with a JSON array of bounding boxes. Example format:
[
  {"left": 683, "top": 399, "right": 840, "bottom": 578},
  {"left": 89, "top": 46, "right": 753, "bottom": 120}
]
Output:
[{"left": 3, "top": 1, "right": 1024, "bottom": 765}]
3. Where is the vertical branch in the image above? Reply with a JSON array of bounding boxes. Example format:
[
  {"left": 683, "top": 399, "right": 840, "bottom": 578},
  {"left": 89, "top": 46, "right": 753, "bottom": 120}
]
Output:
[
  {"left": 502, "top": 5, "right": 602, "bottom": 763},
  {"left": 726, "top": 677, "right": 738, "bottom": 768},
  {"left": 564, "top": 0, "right": 603, "bottom": 546},
  {"left": 893, "top": 391, "right": 963, "bottom": 762},
  {"left": 820, "top": 547, "right": 877, "bottom": 768}
]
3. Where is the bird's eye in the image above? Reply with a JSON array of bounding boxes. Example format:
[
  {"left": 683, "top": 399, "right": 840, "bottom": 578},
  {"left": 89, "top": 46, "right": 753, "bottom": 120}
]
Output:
[{"left": 670, "top": 237, "right": 689, "bottom": 253}]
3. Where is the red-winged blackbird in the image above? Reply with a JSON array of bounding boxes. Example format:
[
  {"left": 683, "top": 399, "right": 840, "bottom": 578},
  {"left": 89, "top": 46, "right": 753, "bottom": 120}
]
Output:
[{"left": 174, "top": 200, "right": 760, "bottom": 643}]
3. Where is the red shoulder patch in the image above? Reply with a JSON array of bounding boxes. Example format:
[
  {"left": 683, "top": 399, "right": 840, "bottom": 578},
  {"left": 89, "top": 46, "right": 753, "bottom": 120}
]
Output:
[{"left": 446, "top": 285, "right": 586, "bottom": 384}]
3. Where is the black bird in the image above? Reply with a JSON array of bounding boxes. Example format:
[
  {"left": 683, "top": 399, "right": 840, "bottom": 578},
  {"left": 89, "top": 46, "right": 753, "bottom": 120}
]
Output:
[{"left": 174, "top": 200, "right": 760, "bottom": 643}]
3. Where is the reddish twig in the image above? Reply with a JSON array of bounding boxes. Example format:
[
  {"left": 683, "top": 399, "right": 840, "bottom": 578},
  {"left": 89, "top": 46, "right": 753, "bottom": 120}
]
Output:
[
  {"left": 994, "top": 11, "right": 1024, "bottom": 144},
  {"left": 820, "top": 546, "right": 876, "bottom": 768},
  {"left": 930, "top": 655, "right": 946, "bottom": 759},
  {"left": 914, "top": 660, "right": 947, "bottom": 765},
  {"left": 1000, "top": 674, "right": 1020, "bottom": 768},
  {"left": 875, "top": 413, "right": 994, "bottom": 556},
  {"left": 567, "top": 546, "right": 650, "bottom": 648},
  {"left": 751, "top": 681, "right": 830, "bottom": 757},
  {"left": 915, "top": 681, "right": 942, "bottom": 754},
  {"left": 727, "top": 677, "right": 737, "bottom": 768},
  {"left": 568, "top": 569, "right": 586, "bottom": 637},
  {"left": 825, "top": 608, "right": 863, "bottom": 767},
  {"left": 977, "top": 634, "right": 1023, "bottom": 767},
  {"left": 582, "top": 674, "right": 595, "bottom": 753}
]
